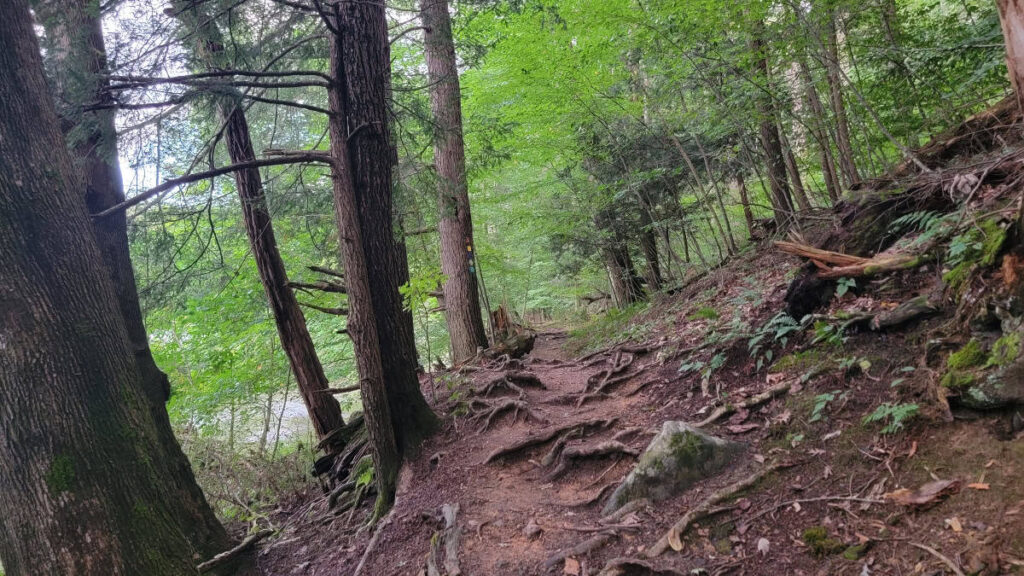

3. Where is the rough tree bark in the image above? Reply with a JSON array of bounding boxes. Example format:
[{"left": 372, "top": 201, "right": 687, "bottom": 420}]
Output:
[
  {"left": 31, "top": 0, "right": 231, "bottom": 561},
  {"left": 824, "top": 8, "right": 861, "bottom": 187},
  {"left": 636, "top": 193, "right": 664, "bottom": 291},
  {"left": 326, "top": 7, "right": 401, "bottom": 516},
  {"left": 736, "top": 173, "right": 757, "bottom": 238},
  {"left": 421, "top": 0, "right": 490, "bottom": 363},
  {"left": 749, "top": 33, "right": 796, "bottom": 229},
  {"left": 0, "top": 2, "right": 229, "bottom": 573},
  {"left": 998, "top": 0, "right": 1024, "bottom": 113},
  {"left": 329, "top": 0, "right": 438, "bottom": 458},
  {"left": 171, "top": 0, "right": 347, "bottom": 452}
]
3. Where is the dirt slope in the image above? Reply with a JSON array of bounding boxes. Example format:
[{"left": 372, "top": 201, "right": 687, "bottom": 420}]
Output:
[{"left": 258, "top": 243, "right": 1024, "bottom": 576}]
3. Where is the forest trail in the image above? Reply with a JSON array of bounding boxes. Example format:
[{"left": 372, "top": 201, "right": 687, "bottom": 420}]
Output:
[{"left": 260, "top": 243, "right": 1024, "bottom": 576}]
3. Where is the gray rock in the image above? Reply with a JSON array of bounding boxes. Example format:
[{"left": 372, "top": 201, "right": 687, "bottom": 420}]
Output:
[{"left": 602, "top": 421, "right": 743, "bottom": 516}]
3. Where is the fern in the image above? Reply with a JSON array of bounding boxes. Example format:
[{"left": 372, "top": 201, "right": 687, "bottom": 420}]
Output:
[
  {"left": 863, "top": 402, "right": 919, "bottom": 434},
  {"left": 888, "top": 210, "right": 943, "bottom": 235}
]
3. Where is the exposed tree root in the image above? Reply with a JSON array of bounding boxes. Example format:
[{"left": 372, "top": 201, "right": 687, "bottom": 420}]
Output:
[
  {"left": 542, "top": 531, "right": 618, "bottom": 572},
  {"left": 353, "top": 506, "right": 397, "bottom": 576},
  {"left": 484, "top": 418, "right": 618, "bottom": 464},
  {"left": 546, "top": 441, "right": 640, "bottom": 481},
  {"left": 601, "top": 498, "right": 649, "bottom": 522},
  {"left": 596, "top": 557, "right": 688, "bottom": 576},
  {"left": 694, "top": 381, "right": 794, "bottom": 429},
  {"left": 196, "top": 529, "right": 273, "bottom": 573},
  {"left": 646, "top": 463, "right": 784, "bottom": 557},
  {"left": 558, "top": 482, "right": 618, "bottom": 508},
  {"left": 469, "top": 397, "right": 546, "bottom": 432},
  {"left": 475, "top": 371, "right": 546, "bottom": 398}
]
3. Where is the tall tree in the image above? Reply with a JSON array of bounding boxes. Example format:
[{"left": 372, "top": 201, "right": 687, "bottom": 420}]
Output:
[
  {"left": 421, "top": 0, "right": 490, "bottom": 363},
  {"left": 332, "top": 0, "right": 439, "bottom": 457},
  {"left": 169, "top": 0, "right": 347, "bottom": 453},
  {"left": 823, "top": 8, "right": 861, "bottom": 187},
  {"left": 998, "top": 0, "right": 1024, "bottom": 113},
  {"left": 749, "top": 31, "right": 796, "bottom": 229},
  {"left": 31, "top": 0, "right": 231, "bottom": 559},
  {"left": 0, "top": 0, "right": 231, "bottom": 572}
]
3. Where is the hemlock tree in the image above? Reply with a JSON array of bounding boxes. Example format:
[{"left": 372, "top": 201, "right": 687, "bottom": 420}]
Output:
[
  {"left": 169, "top": 0, "right": 348, "bottom": 453},
  {"left": 421, "top": 0, "right": 490, "bottom": 363},
  {"left": 0, "top": 0, "right": 231, "bottom": 572},
  {"left": 999, "top": 0, "right": 1024, "bottom": 113},
  {"left": 31, "top": 0, "right": 232, "bottom": 560}
]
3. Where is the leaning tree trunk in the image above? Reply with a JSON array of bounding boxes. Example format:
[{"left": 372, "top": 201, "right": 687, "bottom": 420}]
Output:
[
  {"left": 0, "top": 2, "right": 229, "bottom": 573},
  {"left": 31, "top": 0, "right": 231, "bottom": 560},
  {"left": 824, "top": 9, "right": 861, "bottom": 188},
  {"left": 331, "top": 1, "right": 438, "bottom": 457},
  {"left": 999, "top": 0, "right": 1024, "bottom": 113},
  {"left": 172, "top": 0, "right": 347, "bottom": 452},
  {"left": 421, "top": 0, "right": 490, "bottom": 364},
  {"left": 326, "top": 12, "right": 400, "bottom": 517}
]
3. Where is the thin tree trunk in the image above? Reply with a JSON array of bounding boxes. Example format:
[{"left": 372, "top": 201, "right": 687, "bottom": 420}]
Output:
[
  {"left": 32, "top": 0, "right": 231, "bottom": 561},
  {"left": 736, "top": 173, "right": 756, "bottom": 238},
  {"left": 797, "top": 57, "right": 841, "bottom": 203},
  {"left": 749, "top": 32, "right": 796, "bottom": 230},
  {"left": 0, "top": 2, "right": 229, "bottom": 572},
  {"left": 334, "top": 1, "right": 438, "bottom": 457},
  {"left": 421, "top": 0, "right": 489, "bottom": 363},
  {"left": 998, "top": 0, "right": 1024, "bottom": 113},
  {"left": 638, "top": 206, "right": 663, "bottom": 291},
  {"left": 172, "top": 1, "right": 347, "bottom": 452},
  {"left": 326, "top": 16, "right": 399, "bottom": 517},
  {"left": 824, "top": 9, "right": 861, "bottom": 187},
  {"left": 780, "top": 124, "right": 811, "bottom": 211},
  {"left": 692, "top": 134, "right": 739, "bottom": 253}
]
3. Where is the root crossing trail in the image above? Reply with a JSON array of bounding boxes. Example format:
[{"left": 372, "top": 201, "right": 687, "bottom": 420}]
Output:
[{"left": 360, "top": 332, "right": 671, "bottom": 575}]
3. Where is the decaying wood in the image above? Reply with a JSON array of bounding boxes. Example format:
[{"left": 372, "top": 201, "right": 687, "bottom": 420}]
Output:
[
  {"left": 484, "top": 418, "right": 618, "bottom": 464},
  {"left": 425, "top": 503, "right": 462, "bottom": 576},
  {"left": 647, "top": 464, "right": 782, "bottom": 557},
  {"left": 542, "top": 532, "right": 617, "bottom": 571},
  {"left": 695, "top": 381, "right": 794, "bottom": 428},
  {"left": 775, "top": 240, "right": 926, "bottom": 278},
  {"left": 196, "top": 529, "right": 273, "bottom": 573}
]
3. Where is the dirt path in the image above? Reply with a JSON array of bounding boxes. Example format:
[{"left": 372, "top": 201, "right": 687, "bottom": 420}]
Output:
[{"left": 360, "top": 332, "right": 667, "bottom": 574}]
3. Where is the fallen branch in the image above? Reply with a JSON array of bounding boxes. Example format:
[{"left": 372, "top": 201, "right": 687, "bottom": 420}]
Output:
[
  {"left": 911, "top": 542, "right": 966, "bottom": 576},
  {"left": 647, "top": 464, "right": 783, "bottom": 557},
  {"left": 775, "top": 240, "right": 928, "bottom": 278},
  {"left": 196, "top": 529, "right": 273, "bottom": 573},
  {"left": 695, "top": 381, "right": 794, "bottom": 429},
  {"left": 484, "top": 418, "right": 617, "bottom": 464}
]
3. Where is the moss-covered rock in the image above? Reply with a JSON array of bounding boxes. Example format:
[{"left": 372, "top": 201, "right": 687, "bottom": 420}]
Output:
[
  {"left": 602, "top": 421, "right": 743, "bottom": 516},
  {"left": 988, "top": 332, "right": 1021, "bottom": 368}
]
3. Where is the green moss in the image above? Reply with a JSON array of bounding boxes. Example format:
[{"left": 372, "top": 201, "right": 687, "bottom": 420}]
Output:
[
  {"left": 688, "top": 306, "right": 719, "bottom": 321},
  {"left": 977, "top": 219, "right": 1008, "bottom": 267},
  {"left": 45, "top": 454, "right": 75, "bottom": 494},
  {"left": 943, "top": 261, "right": 973, "bottom": 292},
  {"left": 987, "top": 332, "right": 1021, "bottom": 368},
  {"left": 940, "top": 370, "right": 975, "bottom": 389},
  {"left": 842, "top": 543, "right": 871, "bottom": 560},
  {"left": 773, "top": 348, "right": 834, "bottom": 373},
  {"left": 802, "top": 526, "right": 844, "bottom": 556},
  {"left": 947, "top": 339, "right": 986, "bottom": 370}
]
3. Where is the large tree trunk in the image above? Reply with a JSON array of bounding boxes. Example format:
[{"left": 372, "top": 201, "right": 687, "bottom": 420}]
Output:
[
  {"left": 330, "top": 1, "right": 437, "bottom": 457},
  {"left": 171, "top": 0, "right": 347, "bottom": 452},
  {"left": 421, "top": 0, "right": 489, "bottom": 364},
  {"left": 31, "top": 0, "right": 231, "bottom": 561},
  {"left": 998, "top": 0, "right": 1024, "bottom": 113},
  {"left": 0, "top": 2, "right": 230, "bottom": 573},
  {"left": 750, "top": 33, "right": 796, "bottom": 230},
  {"left": 596, "top": 213, "right": 644, "bottom": 305},
  {"left": 824, "top": 9, "right": 861, "bottom": 187},
  {"left": 326, "top": 13, "right": 400, "bottom": 516}
]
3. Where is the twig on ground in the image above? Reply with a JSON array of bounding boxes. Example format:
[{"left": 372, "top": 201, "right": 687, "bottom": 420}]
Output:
[
  {"left": 911, "top": 542, "right": 966, "bottom": 576},
  {"left": 695, "top": 381, "right": 794, "bottom": 428}
]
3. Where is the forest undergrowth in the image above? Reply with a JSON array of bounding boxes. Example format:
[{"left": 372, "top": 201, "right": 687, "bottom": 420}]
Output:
[{"left": 245, "top": 102, "right": 1024, "bottom": 575}]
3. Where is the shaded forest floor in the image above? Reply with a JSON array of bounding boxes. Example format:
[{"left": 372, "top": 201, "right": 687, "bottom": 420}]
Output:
[{"left": 255, "top": 236, "right": 1024, "bottom": 575}]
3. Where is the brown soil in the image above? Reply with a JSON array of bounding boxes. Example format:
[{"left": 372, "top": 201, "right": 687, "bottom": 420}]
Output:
[{"left": 257, "top": 245, "right": 1024, "bottom": 576}]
